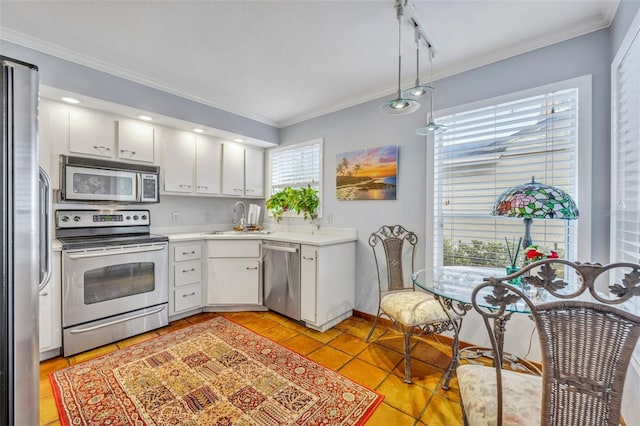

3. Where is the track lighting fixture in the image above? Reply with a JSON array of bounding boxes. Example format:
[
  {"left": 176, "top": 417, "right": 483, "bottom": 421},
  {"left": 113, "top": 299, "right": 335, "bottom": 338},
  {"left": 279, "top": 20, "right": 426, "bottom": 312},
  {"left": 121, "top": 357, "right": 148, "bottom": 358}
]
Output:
[
  {"left": 380, "top": 0, "right": 420, "bottom": 115},
  {"left": 416, "top": 49, "right": 447, "bottom": 135}
]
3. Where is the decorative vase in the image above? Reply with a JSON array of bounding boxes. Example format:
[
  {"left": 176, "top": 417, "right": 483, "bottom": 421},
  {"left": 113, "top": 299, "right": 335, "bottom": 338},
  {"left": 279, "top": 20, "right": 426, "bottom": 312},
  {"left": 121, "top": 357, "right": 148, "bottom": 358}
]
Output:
[{"left": 506, "top": 266, "right": 522, "bottom": 285}]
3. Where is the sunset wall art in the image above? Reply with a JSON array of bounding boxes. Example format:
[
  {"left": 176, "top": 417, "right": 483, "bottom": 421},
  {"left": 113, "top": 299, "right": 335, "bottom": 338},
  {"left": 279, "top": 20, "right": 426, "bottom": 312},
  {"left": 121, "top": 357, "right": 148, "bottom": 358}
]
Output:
[{"left": 336, "top": 145, "right": 397, "bottom": 201}]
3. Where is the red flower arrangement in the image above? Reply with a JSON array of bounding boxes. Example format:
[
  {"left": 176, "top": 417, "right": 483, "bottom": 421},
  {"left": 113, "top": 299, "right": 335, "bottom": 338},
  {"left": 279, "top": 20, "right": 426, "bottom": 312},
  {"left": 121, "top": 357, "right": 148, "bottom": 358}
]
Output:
[{"left": 524, "top": 245, "right": 559, "bottom": 262}]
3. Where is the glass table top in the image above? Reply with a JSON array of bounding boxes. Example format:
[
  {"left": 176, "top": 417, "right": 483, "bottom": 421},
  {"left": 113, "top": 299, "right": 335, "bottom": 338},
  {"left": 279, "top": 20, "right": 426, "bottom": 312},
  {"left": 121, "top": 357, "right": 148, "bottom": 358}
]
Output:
[
  {"left": 412, "top": 269, "right": 534, "bottom": 314},
  {"left": 412, "top": 268, "right": 640, "bottom": 317}
]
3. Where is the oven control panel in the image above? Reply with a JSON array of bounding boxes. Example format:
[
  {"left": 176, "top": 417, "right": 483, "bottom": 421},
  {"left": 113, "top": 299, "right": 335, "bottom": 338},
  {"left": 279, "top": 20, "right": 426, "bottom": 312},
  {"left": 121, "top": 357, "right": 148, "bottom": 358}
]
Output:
[{"left": 56, "top": 210, "right": 150, "bottom": 228}]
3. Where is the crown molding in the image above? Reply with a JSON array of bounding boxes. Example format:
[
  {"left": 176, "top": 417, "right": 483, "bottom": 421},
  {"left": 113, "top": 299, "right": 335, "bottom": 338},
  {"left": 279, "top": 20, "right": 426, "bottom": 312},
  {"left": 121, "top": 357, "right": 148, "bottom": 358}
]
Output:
[{"left": 0, "top": 28, "right": 279, "bottom": 128}]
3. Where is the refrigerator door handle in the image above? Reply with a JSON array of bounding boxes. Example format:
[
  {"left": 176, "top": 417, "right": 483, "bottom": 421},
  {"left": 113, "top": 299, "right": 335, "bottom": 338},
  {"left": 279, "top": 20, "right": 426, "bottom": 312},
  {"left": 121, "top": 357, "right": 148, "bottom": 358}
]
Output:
[{"left": 38, "top": 167, "right": 53, "bottom": 291}]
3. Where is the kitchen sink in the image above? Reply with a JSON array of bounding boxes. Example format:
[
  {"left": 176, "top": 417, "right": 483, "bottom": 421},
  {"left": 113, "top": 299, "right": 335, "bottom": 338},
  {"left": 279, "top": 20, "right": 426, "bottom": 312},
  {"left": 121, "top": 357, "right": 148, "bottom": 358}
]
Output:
[{"left": 202, "top": 230, "right": 273, "bottom": 235}]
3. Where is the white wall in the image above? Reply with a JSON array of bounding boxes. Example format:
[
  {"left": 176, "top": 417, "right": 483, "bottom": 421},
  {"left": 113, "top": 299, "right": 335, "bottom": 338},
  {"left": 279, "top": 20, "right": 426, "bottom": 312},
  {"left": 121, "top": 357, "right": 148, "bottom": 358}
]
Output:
[{"left": 279, "top": 100, "right": 428, "bottom": 314}]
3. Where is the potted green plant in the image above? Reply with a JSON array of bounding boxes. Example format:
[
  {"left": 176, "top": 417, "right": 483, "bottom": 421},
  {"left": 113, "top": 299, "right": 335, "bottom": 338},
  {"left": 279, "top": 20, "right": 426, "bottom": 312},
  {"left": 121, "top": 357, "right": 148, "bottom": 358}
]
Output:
[
  {"left": 266, "top": 185, "right": 319, "bottom": 222},
  {"left": 292, "top": 185, "right": 319, "bottom": 221},
  {"left": 265, "top": 187, "right": 296, "bottom": 222}
]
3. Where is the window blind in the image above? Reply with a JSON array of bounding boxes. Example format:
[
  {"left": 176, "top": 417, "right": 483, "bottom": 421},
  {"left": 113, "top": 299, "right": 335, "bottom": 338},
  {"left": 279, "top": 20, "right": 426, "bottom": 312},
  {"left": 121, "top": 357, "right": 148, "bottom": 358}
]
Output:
[
  {"left": 611, "top": 17, "right": 640, "bottom": 364},
  {"left": 433, "top": 88, "right": 579, "bottom": 283},
  {"left": 269, "top": 140, "right": 321, "bottom": 194}
]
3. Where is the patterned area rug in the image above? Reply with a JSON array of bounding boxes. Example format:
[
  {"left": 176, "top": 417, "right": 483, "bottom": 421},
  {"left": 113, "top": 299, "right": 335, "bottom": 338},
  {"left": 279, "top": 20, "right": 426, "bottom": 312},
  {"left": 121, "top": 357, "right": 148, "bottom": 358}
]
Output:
[{"left": 50, "top": 316, "right": 383, "bottom": 425}]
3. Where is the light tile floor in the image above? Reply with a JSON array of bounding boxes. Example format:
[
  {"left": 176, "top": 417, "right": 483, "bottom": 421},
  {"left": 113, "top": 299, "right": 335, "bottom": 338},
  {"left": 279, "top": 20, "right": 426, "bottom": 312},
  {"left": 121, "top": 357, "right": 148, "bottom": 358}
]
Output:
[{"left": 39, "top": 311, "right": 464, "bottom": 426}]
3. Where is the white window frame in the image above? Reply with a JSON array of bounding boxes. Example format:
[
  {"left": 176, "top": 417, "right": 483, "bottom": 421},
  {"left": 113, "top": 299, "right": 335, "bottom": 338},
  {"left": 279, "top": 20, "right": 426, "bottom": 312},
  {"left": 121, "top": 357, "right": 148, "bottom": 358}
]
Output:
[
  {"left": 425, "top": 76, "right": 592, "bottom": 284},
  {"left": 266, "top": 138, "right": 324, "bottom": 220},
  {"left": 611, "top": 7, "right": 640, "bottom": 368}
]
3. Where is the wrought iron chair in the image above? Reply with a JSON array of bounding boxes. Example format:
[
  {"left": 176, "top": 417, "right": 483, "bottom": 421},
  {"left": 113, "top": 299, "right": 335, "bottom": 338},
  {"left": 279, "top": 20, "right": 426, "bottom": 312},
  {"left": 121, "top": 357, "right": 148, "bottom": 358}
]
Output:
[
  {"left": 365, "top": 225, "right": 460, "bottom": 384},
  {"left": 457, "top": 259, "right": 640, "bottom": 426}
]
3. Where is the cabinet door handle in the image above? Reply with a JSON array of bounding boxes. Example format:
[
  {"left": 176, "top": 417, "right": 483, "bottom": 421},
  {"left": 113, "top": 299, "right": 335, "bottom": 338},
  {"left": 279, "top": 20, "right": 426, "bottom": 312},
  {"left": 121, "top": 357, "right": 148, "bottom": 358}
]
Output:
[
  {"left": 120, "top": 149, "right": 137, "bottom": 157},
  {"left": 179, "top": 184, "right": 192, "bottom": 189},
  {"left": 182, "top": 292, "right": 196, "bottom": 297},
  {"left": 93, "top": 145, "right": 111, "bottom": 151},
  {"left": 182, "top": 268, "right": 196, "bottom": 273},
  {"left": 234, "top": 188, "right": 243, "bottom": 192},
  {"left": 245, "top": 266, "right": 259, "bottom": 270},
  {"left": 182, "top": 251, "right": 196, "bottom": 255},
  {"left": 197, "top": 185, "right": 208, "bottom": 189},
  {"left": 40, "top": 292, "right": 48, "bottom": 297},
  {"left": 303, "top": 256, "right": 315, "bottom": 261},
  {"left": 246, "top": 188, "right": 254, "bottom": 193}
]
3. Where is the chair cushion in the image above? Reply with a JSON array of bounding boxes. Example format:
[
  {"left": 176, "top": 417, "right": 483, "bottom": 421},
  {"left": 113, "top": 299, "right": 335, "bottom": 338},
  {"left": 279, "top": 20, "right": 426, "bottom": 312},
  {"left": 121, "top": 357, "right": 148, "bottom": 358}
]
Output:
[
  {"left": 380, "top": 291, "right": 456, "bottom": 327},
  {"left": 457, "top": 364, "right": 542, "bottom": 426}
]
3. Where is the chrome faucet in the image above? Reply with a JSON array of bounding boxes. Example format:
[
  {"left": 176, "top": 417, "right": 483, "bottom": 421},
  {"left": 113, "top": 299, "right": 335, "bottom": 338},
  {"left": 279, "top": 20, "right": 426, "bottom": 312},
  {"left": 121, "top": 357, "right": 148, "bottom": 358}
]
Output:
[{"left": 233, "top": 201, "right": 247, "bottom": 231}]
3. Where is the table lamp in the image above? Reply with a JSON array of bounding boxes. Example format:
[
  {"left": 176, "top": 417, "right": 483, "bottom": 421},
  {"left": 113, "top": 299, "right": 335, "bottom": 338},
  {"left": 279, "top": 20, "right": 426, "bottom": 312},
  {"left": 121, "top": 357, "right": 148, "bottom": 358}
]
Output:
[{"left": 491, "top": 177, "right": 579, "bottom": 250}]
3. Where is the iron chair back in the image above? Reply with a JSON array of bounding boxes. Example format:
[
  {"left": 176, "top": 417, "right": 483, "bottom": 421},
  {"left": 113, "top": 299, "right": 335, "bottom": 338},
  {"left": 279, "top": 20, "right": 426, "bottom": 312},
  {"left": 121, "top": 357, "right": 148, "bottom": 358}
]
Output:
[
  {"left": 370, "top": 224, "right": 418, "bottom": 293},
  {"left": 470, "top": 259, "right": 640, "bottom": 426}
]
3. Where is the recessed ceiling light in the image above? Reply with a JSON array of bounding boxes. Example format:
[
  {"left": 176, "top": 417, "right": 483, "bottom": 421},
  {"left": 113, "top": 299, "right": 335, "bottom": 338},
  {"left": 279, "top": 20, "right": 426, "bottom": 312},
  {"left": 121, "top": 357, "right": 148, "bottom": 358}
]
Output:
[
  {"left": 193, "top": 128, "right": 204, "bottom": 133},
  {"left": 61, "top": 97, "right": 80, "bottom": 104},
  {"left": 233, "top": 138, "right": 244, "bottom": 143},
  {"left": 139, "top": 115, "right": 153, "bottom": 121}
]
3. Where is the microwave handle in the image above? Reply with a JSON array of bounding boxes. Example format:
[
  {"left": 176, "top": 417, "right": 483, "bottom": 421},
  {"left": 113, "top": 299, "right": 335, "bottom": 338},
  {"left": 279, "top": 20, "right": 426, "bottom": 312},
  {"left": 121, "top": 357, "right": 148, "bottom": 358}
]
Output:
[{"left": 136, "top": 172, "right": 142, "bottom": 202}]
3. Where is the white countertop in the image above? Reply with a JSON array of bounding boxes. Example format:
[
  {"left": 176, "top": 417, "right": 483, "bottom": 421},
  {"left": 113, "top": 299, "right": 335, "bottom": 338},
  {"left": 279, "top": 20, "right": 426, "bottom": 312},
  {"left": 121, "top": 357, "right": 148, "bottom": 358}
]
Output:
[{"left": 161, "top": 227, "right": 357, "bottom": 246}]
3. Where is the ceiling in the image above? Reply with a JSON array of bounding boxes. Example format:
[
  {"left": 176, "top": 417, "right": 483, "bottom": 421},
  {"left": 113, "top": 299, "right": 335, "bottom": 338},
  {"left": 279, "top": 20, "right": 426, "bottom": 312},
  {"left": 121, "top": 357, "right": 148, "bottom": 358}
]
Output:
[{"left": 0, "top": 0, "right": 619, "bottom": 128}]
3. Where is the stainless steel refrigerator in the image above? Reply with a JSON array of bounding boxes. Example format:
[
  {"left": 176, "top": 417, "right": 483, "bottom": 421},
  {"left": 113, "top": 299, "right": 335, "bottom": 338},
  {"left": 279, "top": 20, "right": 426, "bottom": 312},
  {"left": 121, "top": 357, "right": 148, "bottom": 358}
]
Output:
[{"left": 1, "top": 56, "right": 42, "bottom": 425}]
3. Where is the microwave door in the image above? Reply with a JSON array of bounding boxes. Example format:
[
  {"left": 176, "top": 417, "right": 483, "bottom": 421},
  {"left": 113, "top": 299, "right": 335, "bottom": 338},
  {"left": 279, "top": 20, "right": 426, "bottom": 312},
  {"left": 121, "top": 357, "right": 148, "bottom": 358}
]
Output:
[{"left": 65, "top": 166, "right": 138, "bottom": 202}]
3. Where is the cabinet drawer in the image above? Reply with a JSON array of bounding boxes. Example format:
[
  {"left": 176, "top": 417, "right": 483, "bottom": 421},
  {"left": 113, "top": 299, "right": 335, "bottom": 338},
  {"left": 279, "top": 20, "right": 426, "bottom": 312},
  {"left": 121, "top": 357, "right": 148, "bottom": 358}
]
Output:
[
  {"left": 207, "top": 240, "right": 260, "bottom": 258},
  {"left": 174, "top": 284, "right": 202, "bottom": 313},
  {"left": 174, "top": 244, "right": 202, "bottom": 261},
  {"left": 174, "top": 260, "right": 201, "bottom": 286}
]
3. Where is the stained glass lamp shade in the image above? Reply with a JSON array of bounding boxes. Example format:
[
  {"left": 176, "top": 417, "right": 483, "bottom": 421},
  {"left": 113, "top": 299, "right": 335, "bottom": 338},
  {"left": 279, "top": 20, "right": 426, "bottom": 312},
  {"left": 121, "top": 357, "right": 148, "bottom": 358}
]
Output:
[{"left": 491, "top": 177, "right": 579, "bottom": 249}]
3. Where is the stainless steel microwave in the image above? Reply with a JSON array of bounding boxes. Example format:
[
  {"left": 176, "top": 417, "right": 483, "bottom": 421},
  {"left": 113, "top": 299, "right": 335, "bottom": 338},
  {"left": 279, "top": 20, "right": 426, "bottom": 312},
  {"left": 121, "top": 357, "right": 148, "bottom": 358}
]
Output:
[{"left": 60, "top": 155, "right": 159, "bottom": 203}]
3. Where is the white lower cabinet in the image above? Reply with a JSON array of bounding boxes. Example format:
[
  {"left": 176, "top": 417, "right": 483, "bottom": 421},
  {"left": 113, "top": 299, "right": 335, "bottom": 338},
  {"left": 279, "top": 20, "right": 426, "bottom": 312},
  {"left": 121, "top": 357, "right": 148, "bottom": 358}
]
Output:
[
  {"left": 205, "top": 240, "right": 264, "bottom": 310},
  {"left": 207, "top": 259, "right": 260, "bottom": 304},
  {"left": 39, "top": 251, "right": 61, "bottom": 360},
  {"left": 300, "top": 242, "right": 355, "bottom": 332},
  {"left": 169, "top": 241, "right": 204, "bottom": 319}
]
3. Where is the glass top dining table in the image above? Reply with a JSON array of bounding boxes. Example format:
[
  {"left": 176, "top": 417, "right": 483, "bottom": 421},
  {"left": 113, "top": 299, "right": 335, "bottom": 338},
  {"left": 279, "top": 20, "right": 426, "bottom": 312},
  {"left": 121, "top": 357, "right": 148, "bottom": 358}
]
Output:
[
  {"left": 411, "top": 268, "right": 534, "bottom": 314},
  {"left": 412, "top": 267, "right": 640, "bottom": 317},
  {"left": 411, "top": 265, "right": 640, "bottom": 389}
]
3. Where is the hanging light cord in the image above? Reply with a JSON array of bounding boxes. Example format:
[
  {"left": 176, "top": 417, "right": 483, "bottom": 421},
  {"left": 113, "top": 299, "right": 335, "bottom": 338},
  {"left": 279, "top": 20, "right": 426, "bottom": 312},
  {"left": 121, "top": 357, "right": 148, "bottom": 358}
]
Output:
[
  {"left": 395, "top": 0, "right": 404, "bottom": 98},
  {"left": 428, "top": 52, "right": 435, "bottom": 118},
  {"left": 415, "top": 27, "right": 421, "bottom": 88}
]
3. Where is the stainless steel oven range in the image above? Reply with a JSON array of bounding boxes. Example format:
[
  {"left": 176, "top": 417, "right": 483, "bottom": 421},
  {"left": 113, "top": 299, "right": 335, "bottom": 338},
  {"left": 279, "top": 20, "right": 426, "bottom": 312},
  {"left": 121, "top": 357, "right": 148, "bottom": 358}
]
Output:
[{"left": 56, "top": 209, "right": 168, "bottom": 357}]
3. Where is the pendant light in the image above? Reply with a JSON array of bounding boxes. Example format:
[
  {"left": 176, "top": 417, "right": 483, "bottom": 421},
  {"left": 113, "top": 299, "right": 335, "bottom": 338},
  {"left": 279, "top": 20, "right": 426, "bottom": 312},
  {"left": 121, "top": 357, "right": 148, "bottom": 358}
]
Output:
[
  {"left": 416, "top": 49, "right": 447, "bottom": 134},
  {"left": 404, "top": 26, "right": 432, "bottom": 98},
  {"left": 380, "top": 0, "right": 420, "bottom": 115}
]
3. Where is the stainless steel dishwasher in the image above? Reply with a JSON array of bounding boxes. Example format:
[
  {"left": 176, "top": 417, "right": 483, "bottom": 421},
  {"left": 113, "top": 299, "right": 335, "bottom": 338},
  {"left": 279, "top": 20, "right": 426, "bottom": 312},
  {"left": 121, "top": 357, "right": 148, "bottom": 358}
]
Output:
[{"left": 263, "top": 240, "right": 301, "bottom": 321}]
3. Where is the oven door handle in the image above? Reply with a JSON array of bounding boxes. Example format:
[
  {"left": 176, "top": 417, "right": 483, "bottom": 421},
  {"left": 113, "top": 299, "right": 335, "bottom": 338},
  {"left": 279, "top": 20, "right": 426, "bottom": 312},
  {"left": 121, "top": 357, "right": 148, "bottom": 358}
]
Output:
[
  {"left": 67, "top": 245, "right": 166, "bottom": 259},
  {"left": 68, "top": 305, "right": 166, "bottom": 334}
]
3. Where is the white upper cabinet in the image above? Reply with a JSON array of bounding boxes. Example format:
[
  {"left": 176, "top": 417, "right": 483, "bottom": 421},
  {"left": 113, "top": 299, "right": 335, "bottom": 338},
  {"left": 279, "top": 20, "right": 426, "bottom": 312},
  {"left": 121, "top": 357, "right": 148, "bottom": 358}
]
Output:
[
  {"left": 117, "top": 119, "right": 155, "bottom": 163},
  {"left": 245, "top": 147, "right": 264, "bottom": 197},
  {"left": 162, "top": 129, "right": 196, "bottom": 193},
  {"left": 48, "top": 102, "right": 157, "bottom": 165},
  {"left": 68, "top": 106, "right": 115, "bottom": 158},
  {"left": 222, "top": 142, "right": 264, "bottom": 197},
  {"left": 222, "top": 142, "right": 245, "bottom": 196},
  {"left": 195, "top": 135, "right": 221, "bottom": 195},
  {"left": 162, "top": 130, "right": 222, "bottom": 196}
]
